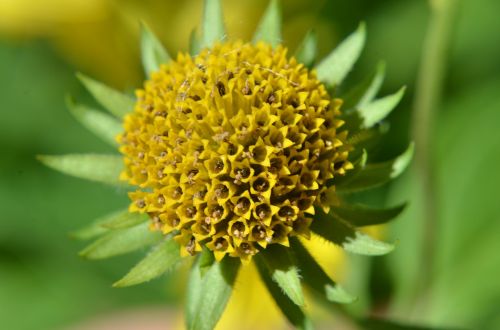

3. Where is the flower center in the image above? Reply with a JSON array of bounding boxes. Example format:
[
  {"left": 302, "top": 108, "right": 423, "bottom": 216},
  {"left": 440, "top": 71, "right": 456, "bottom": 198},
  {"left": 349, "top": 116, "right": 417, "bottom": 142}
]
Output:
[{"left": 119, "top": 40, "right": 351, "bottom": 261}]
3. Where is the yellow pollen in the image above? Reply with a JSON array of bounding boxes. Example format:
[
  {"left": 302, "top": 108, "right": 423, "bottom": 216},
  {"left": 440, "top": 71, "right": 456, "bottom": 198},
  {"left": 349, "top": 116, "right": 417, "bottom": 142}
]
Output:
[{"left": 119, "top": 40, "right": 352, "bottom": 261}]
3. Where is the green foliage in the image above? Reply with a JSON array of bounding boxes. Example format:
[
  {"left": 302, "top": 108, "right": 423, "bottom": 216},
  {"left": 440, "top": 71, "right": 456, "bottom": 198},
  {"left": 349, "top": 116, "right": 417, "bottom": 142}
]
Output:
[
  {"left": 255, "top": 257, "right": 314, "bottom": 330},
  {"left": 76, "top": 73, "right": 135, "bottom": 118},
  {"left": 311, "top": 211, "right": 394, "bottom": 256},
  {"left": 295, "top": 30, "right": 317, "bottom": 67},
  {"left": 357, "top": 86, "right": 406, "bottom": 128},
  {"left": 256, "top": 244, "right": 305, "bottom": 306},
  {"left": 291, "top": 238, "right": 356, "bottom": 304},
  {"left": 253, "top": 0, "right": 282, "bottom": 47},
  {"left": 201, "top": 0, "right": 226, "bottom": 49},
  {"left": 337, "top": 143, "right": 414, "bottom": 193},
  {"left": 316, "top": 23, "right": 366, "bottom": 87},
  {"left": 343, "top": 61, "right": 386, "bottom": 110},
  {"left": 185, "top": 252, "right": 240, "bottom": 330},
  {"left": 332, "top": 202, "right": 407, "bottom": 227},
  {"left": 79, "top": 222, "right": 162, "bottom": 259},
  {"left": 140, "top": 23, "right": 171, "bottom": 77},
  {"left": 71, "top": 209, "right": 148, "bottom": 240},
  {"left": 66, "top": 96, "right": 122, "bottom": 147},
  {"left": 37, "top": 154, "right": 124, "bottom": 186},
  {"left": 114, "top": 237, "right": 182, "bottom": 287}
]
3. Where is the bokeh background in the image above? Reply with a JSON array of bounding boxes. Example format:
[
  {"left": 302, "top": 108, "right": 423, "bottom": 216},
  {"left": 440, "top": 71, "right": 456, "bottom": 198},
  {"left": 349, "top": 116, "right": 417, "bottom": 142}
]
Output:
[{"left": 1, "top": 0, "right": 499, "bottom": 329}]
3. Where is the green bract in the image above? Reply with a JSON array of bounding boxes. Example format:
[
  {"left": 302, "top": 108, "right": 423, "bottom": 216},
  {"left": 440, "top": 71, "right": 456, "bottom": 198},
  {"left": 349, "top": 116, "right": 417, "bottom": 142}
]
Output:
[{"left": 39, "top": 1, "right": 412, "bottom": 329}]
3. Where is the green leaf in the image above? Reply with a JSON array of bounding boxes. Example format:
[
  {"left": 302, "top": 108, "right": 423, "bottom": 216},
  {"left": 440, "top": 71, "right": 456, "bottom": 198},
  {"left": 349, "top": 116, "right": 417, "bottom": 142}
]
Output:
[
  {"left": 70, "top": 209, "right": 147, "bottom": 240},
  {"left": 140, "top": 22, "right": 171, "bottom": 77},
  {"left": 332, "top": 203, "right": 407, "bottom": 227},
  {"left": 200, "top": 0, "right": 226, "bottom": 49},
  {"left": 253, "top": 0, "right": 282, "bottom": 47},
  {"left": 311, "top": 211, "right": 394, "bottom": 256},
  {"left": 101, "top": 210, "right": 148, "bottom": 229},
  {"left": 66, "top": 96, "right": 122, "bottom": 146},
  {"left": 255, "top": 257, "right": 314, "bottom": 330},
  {"left": 189, "top": 29, "right": 201, "bottom": 55},
  {"left": 295, "top": 30, "right": 317, "bottom": 67},
  {"left": 37, "top": 154, "right": 124, "bottom": 185},
  {"left": 290, "top": 238, "right": 356, "bottom": 304},
  {"left": 342, "top": 61, "right": 386, "bottom": 110},
  {"left": 113, "top": 236, "right": 182, "bottom": 287},
  {"left": 330, "top": 149, "right": 367, "bottom": 187},
  {"left": 337, "top": 143, "right": 414, "bottom": 193},
  {"left": 76, "top": 73, "right": 135, "bottom": 118},
  {"left": 186, "top": 254, "right": 240, "bottom": 330},
  {"left": 256, "top": 244, "right": 305, "bottom": 306},
  {"left": 358, "top": 86, "right": 406, "bottom": 128},
  {"left": 316, "top": 23, "right": 366, "bottom": 87},
  {"left": 79, "top": 222, "right": 162, "bottom": 260}
]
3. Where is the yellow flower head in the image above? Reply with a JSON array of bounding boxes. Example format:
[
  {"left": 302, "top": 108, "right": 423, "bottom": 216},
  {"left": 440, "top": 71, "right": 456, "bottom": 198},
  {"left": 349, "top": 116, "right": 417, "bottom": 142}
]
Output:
[{"left": 119, "top": 41, "right": 352, "bottom": 261}]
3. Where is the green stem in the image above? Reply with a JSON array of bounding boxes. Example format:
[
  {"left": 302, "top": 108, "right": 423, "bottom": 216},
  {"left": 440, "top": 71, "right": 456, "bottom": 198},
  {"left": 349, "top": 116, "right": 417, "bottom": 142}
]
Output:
[{"left": 412, "top": 0, "right": 459, "bottom": 299}]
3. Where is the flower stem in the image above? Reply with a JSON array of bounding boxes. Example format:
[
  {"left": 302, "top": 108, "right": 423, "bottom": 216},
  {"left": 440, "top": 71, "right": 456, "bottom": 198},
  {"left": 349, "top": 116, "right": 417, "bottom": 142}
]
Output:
[{"left": 412, "top": 0, "right": 459, "bottom": 297}]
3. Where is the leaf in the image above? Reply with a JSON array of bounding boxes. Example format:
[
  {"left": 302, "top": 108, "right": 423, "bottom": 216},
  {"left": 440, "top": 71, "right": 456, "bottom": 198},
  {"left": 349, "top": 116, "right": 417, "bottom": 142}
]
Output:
[
  {"left": 255, "top": 257, "right": 314, "bottom": 330},
  {"left": 66, "top": 96, "right": 122, "bottom": 146},
  {"left": 76, "top": 73, "right": 135, "bottom": 118},
  {"left": 357, "top": 86, "right": 406, "bottom": 128},
  {"left": 330, "top": 149, "right": 367, "bottom": 187},
  {"left": 311, "top": 211, "right": 394, "bottom": 256},
  {"left": 291, "top": 238, "right": 356, "bottom": 304},
  {"left": 79, "top": 222, "right": 162, "bottom": 259},
  {"left": 113, "top": 236, "right": 182, "bottom": 287},
  {"left": 253, "top": 0, "right": 282, "bottom": 47},
  {"left": 70, "top": 209, "right": 147, "bottom": 240},
  {"left": 337, "top": 143, "right": 414, "bottom": 193},
  {"left": 189, "top": 29, "right": 201, "bottom": 55},
  {"left": 186, "top": 254, "right": 240, "bottom": 330},
  {"left": 295, "top": 30, "right": 317, "bottom": 67},
  {"left": 316, "top": 23, "right": 366, "bottom": 87},
  {"left": 79, "top": 223, "right": 161, "bottom": 260},
  {"left": 37, "top": 154, "right": 124, "bottom": 186},
  {"left": 101, "top": 210, "right": 149, "bottom": 229},
  {"left": 200, "top": 0, "right": 226, "bottom": 49},
  {"left": 256, "top": 244, "right": 305, "bottom": 306},
  {"left": 332, "top": 203, "right": 407, "bottom": 227},
  {"left": 342, "top": 61, "right": 386, "bottom": 110},
  {"left": 140, "top": 22, "right": 171, "bottom": 77}
]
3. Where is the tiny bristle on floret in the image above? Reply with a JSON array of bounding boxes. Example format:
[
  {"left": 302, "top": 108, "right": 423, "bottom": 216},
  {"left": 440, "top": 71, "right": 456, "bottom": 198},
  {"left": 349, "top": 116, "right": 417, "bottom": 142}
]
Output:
[{"left": 119, "top": 40, "right": 353, "bottom": 262}]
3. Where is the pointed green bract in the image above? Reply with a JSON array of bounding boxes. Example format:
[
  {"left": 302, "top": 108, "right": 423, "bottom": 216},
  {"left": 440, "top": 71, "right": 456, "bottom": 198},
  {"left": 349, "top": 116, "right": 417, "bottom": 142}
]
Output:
[
  {"left": 76, "top": 73, "right": 135, "bottom": 118},
  {"left": 38, "top": 154, "right": 124, "bottom": 186},
  {"left": 332, "top": 203, "right": 407, "bottom": 227},
  {"left": 66, "top": 96, "right": 122, "bottom": 147},
  {"left": 141, "top": 23, "right": 171, "bottom": 77},
  {"left": 70, "top": 209, "right": 147, "bottom": 240},
  {"left": 101, "top": 210, "right": 149, "bottom": 229},
  {"left": 186, "top": 253, "right": 240, "bottom": 330},
  {"left": 311, "top": 211, "right": 394, "bottom": 256},
  {"left": 316, "top": 23, "right": 366, "bottom": 87},
  {"left": 113, "top": 237, "right": 182, "bottom": 287},
  {"left": 337, "top": 143, "right": 414, "bottom": 193},
  {"left": 291, "top": 238, "right": 356, "bottom": 304},
  {"left": 257, "top": 244, "right": 305, "bottom": 306},
  {"left": 79, "top": 222, "right": 162, "bottom": 260},
  {"left": 255, "top": 257, "right": 314, "bottom": 330},
  {"left": 343, "top": 61, "right": 386, "bottom": 110},
  {"left": 189, "top": 29, "right": 201, "bottom": 55},
  {"left": 295, "top": 30, "right": 317, "bottom": 67},
  {"left": 253, "top": 0, "right": 282, "bottom": 47},
  {"left": 200, "top": 0, "right": 226, "bottom": 49},
  {"left": 358, "top": 86, "right": 406, "bottom": 128}
]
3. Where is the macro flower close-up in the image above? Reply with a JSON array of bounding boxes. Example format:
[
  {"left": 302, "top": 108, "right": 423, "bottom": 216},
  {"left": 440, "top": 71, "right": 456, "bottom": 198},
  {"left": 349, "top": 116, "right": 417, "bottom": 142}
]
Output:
[{"left": 2, "top": 0, "right": 500, "bottom": 329}]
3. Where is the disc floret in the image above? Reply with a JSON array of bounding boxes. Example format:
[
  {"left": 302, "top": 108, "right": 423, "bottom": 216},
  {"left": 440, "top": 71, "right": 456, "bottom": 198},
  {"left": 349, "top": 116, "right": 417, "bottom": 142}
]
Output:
[{"left": 119, "top": 41, "right": 352, "bottom": 261}]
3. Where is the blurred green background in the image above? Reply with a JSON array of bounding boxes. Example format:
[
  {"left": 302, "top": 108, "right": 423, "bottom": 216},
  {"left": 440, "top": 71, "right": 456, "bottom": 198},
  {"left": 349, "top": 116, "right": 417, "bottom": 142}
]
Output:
[{"left": 1, "top": 0, "right": 499, "bottom": 329}]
